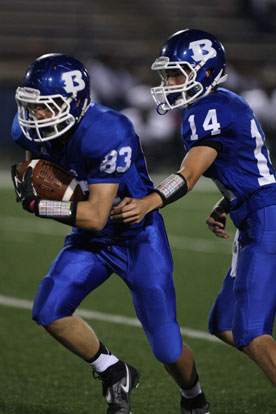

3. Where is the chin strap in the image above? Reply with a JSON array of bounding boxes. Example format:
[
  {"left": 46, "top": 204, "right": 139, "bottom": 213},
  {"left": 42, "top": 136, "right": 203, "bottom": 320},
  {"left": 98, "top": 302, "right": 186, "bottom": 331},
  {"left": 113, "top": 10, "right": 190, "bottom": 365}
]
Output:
[{"left": 156, "top": 103, "right": 169, "bottom": 115}]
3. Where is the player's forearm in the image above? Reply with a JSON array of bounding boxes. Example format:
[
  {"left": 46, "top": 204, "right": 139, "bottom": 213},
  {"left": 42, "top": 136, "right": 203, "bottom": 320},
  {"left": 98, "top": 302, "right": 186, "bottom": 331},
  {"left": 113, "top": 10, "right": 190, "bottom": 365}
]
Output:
[
  {"left": 75, "top": 200, "right": 109, "bottom": 231},
  {"left": 142, "top": 191, "right": 164, "bottom": 213},
  {"left": 153, "top": 173, "right": 188, "bottom": 207},
  {"left": 24, "top": 198, "right": 109, "bottom": 230}
]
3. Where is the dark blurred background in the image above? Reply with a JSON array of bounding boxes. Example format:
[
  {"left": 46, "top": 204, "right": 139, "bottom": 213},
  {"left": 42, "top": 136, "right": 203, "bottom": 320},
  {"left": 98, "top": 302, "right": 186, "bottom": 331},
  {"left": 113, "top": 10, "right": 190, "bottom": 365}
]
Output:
[{"left": 1, "top": 0, "right": 276, "bottom": 172}]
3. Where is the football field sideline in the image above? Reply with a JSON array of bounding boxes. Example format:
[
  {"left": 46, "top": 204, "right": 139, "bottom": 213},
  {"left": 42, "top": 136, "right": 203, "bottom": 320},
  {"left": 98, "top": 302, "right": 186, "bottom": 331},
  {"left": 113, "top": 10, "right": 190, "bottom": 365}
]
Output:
[{"left": 0, "top": 293, "right": 220, "bottom": 343}]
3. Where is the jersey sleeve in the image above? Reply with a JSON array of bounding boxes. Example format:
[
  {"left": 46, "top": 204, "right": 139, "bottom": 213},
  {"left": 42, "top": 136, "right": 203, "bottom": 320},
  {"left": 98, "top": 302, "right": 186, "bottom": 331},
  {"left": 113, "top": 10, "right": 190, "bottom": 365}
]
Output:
[
  {"left": 82, "top": 111, "right": 137, "bottom": 185},
  {"left": 181, "top": 95, "right": 234, "bottom": 152}
]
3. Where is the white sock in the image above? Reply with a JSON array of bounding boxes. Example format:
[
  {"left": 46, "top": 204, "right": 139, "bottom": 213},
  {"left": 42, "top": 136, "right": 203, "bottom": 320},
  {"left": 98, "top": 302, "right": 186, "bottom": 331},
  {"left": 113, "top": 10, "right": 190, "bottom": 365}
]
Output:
[
  {"left": 87, "top": 342, "right": 119, "bottom": 373},
  {"left": 89, "top": 353, "right": 119, "bottom": 373}
]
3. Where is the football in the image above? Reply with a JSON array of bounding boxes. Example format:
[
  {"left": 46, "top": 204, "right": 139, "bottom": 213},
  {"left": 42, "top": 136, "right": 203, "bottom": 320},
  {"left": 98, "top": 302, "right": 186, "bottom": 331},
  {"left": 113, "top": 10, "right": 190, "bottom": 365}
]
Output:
[{"left": 15, "top": 159, "right": 85, "bottom": 201}]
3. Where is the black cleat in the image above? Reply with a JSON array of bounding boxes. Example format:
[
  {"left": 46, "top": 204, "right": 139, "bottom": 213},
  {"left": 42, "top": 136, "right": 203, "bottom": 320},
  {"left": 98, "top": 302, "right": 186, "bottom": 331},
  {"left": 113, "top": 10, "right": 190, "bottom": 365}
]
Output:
[
  {"left": 94, "top": 361, "right": 140, "bottom": 414},
  {"left": 180, "top": 392, "right": 210, "bottom": 414}
]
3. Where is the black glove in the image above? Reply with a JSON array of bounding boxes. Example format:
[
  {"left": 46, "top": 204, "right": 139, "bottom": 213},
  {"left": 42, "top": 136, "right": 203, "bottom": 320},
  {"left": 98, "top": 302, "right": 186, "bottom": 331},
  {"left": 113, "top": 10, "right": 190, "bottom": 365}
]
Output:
[
  {"left": 11, "top": 164, "right": 23, "bottom": 202},
  {"left": 21, "top": 167, "right": 39, "bottom": 212},
  {"left": 14, "top": 166, "right": 38, "bottom": 212},
  {"left": 210, "top": 208, "right": 226, "bottom": 228}
]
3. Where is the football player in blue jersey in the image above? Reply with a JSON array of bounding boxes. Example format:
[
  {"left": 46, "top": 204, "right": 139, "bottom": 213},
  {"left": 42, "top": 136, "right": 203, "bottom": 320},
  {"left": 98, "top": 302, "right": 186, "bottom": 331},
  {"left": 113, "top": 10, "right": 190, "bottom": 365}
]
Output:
[
  {"left": 10, "top": 53, "right": 210, "bottom": 414},
  {"left": 111, "top": 29, "right": 276, "bottom": 394}
]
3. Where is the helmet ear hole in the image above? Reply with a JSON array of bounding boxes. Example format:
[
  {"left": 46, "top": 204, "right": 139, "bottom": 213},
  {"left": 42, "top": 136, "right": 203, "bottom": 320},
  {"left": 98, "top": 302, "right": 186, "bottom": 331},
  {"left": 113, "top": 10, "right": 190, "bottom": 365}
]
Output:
[{"left": 206, "top": 68, "right": 213, "bottom": 78}]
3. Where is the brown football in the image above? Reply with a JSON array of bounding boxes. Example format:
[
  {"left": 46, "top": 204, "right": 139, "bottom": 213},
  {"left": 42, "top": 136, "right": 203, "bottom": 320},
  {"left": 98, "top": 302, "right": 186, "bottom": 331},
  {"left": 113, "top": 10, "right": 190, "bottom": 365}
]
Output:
[{"left": 16, "top": 159, "right": 85, "bottom": 201}]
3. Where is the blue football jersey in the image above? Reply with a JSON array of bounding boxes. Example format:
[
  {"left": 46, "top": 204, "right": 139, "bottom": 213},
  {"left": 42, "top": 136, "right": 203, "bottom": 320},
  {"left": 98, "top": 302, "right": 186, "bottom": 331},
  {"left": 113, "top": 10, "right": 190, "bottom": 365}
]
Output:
[
  {"left": 181, "top": 88, "right": 276, "bottom": 227},
  {"left": 12, "top": 102, "right": 154, "bottom": 242}
]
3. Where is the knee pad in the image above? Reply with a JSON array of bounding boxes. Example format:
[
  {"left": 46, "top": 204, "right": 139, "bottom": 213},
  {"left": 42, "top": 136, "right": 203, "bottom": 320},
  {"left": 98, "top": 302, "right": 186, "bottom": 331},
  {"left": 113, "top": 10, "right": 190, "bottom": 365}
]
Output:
[
  {"left": 32, "top": 277, "right": 71, "bottom": 325},
  {"left": 147, "top": 322, "right": 183, "bottom": 363},
  {"left": 232, "top": 307, "right": 273, "bottom": 349}
]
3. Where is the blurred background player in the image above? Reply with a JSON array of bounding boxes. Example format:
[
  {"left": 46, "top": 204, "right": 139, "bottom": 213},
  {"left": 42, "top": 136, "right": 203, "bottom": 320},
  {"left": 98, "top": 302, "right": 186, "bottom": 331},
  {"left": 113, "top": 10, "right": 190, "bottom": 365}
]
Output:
[
  {"left": 111, "top": 28, "right": 276, "bottom": 391},
  {"left": 10, "top": 53, "right": 209, "bottom": 414}
]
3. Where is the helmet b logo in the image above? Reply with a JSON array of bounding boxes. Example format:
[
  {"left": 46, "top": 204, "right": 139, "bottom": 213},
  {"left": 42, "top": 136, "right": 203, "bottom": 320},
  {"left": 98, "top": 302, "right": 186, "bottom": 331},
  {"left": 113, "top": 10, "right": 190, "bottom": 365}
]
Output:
[
  {"left": 62, "top": 70, "right": 86, "bottom": 93},
  {"left": 189, "top": 39, "right": 217, "bottom": 62}
]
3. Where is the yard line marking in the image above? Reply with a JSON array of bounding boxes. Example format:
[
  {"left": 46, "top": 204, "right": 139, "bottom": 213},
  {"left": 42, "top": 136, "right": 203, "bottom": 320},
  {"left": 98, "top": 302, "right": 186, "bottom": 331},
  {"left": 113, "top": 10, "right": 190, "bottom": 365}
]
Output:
[
  {"left": 0, "top": 215, "right": 233, "bottom": 254},
  {"left": 0, "top": 215, "right": 67, "bottom": 235},
  {"left": 0, "top": 294, "right": 220, "bottom": 343}
]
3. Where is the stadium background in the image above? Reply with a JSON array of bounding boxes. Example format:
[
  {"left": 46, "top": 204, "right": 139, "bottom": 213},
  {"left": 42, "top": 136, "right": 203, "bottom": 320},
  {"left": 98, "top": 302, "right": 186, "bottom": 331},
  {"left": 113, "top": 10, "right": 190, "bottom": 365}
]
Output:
[
  {"left": 1, "top": 1, "right": 276, "bottom": 413},
  {"left": 1, "top": 0, "right": 276, "bottom": 170}
]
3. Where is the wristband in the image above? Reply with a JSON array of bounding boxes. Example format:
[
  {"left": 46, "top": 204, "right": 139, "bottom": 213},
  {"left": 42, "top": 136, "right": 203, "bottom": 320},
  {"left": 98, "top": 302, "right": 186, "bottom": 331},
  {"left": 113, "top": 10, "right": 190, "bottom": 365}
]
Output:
[
  {"left": 213, "top": 197, "right": 231, "bottom": 214},
  {"left": 154, "top": 173, "right": 188, "bottom": 207},
  {"left": 22, "top": 196, "right": 38, "bottom": 212},
  {"left": 34, "top": 200, "right": 78, "bottom": 226}
]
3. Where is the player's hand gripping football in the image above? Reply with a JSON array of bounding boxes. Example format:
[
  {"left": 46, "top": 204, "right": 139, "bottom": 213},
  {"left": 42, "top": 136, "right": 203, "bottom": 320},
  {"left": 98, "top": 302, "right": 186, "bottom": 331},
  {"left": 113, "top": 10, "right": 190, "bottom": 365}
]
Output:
[
  {"left": 11, "top": 165, "right": 38, "bottom": 212},
  {"left": 11, "top": 163, "right": 23, "bottom": 202},
  {"left": 206, "top": 198, "right": 230, "bottom": 239}
]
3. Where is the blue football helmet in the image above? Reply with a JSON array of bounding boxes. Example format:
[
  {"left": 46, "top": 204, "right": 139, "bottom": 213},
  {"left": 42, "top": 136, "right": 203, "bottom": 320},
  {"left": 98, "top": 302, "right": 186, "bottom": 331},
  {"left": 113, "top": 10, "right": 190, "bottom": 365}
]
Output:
[
  {"left": 151, "top": 29, "right": 227, "bottom": 112},
  {"left": 15, "top": 53, "right": 91, "bottom": 141}
]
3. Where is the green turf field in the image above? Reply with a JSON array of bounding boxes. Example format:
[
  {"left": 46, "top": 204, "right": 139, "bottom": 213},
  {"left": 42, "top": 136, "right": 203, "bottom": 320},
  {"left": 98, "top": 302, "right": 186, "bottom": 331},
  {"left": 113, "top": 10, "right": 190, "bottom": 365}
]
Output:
[{"left": 0, "top": 182, "right": 275, "bottom": 414}]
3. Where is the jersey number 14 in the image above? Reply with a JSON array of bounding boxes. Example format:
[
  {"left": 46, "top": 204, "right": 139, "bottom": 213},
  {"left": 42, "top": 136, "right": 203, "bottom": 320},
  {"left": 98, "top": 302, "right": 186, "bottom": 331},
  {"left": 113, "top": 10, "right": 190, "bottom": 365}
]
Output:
[{"left": 189, "top": 110, "right": 275, "bottom": 187}]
